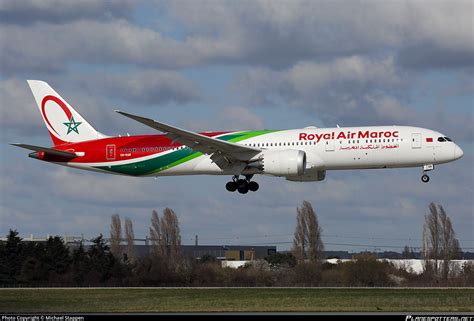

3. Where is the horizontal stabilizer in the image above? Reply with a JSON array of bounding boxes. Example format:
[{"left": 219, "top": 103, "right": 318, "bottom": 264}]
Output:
[{"left": 11, "top": 143, "right": 77, "bottom": 158}]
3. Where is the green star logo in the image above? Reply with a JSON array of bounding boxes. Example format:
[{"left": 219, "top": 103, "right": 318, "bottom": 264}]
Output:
[{"left": 63, "top": 116, "right": 82, "bottom": 134}]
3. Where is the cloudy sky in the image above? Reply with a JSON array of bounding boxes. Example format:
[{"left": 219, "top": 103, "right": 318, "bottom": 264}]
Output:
[{"left": 0, "top": 0, "right": 472, "bottom": 252}]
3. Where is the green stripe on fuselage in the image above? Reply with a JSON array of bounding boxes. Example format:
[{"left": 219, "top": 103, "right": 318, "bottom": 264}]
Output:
[
  {"left": 220, "top": 130, "right": 277, "bottom": 143},
  {"left": 94, "top": 130, "right": 278, "bottom": 176}
]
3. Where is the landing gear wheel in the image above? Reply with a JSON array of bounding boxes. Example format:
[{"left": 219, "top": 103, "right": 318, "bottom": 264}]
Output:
[
  {"left": 237, "top": 179, "right": 247, "bottom": 189},
  {"left": 226, "top": 175, "right": 259, "bottom": 193},
  {"left": 225, "top": 181, "right": 237, "bottom": 192},
  {"left": 248, "top": 181, "right": 259, "bottom": 192},
  {"left": 238, "top": 185, "right": 249, "bottom": 194},
  {"left": 421, "top": 174, "right": 430, "bottom": 183}
]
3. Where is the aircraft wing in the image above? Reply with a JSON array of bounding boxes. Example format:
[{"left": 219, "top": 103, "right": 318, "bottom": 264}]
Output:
[
  {"left": 115, "top": 111, "right": 261, "bottom": 168},
  {"left": 11, "top": 143, "right": 77, "bottom": 158}
]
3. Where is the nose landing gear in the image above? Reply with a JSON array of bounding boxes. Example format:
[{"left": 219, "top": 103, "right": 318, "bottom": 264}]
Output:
[
  {"left": 421, "top": 164, "right": 434, "bottom": 183},
  {"left": 225, "top": 175, "right": 259, "bottom": 193}
]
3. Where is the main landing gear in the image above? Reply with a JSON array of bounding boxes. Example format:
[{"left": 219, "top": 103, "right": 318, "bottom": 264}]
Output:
[
  {"left": 225, "top": 175, "right": 259, "bottom": 194},
  {"left": 421, "top": 164, "right": 434, "bottom": 183}
]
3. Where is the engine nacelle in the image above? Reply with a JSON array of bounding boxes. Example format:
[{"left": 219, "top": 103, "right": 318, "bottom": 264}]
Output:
[
  {"left": 286, "top": 170, "right": 326, "bottom": 182},
  {"left": 252, "top": 150, "right": 306, "bottom": 176}
]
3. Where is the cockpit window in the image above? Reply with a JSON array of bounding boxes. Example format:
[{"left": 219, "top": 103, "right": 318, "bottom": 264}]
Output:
[
  {"left": 444, "top": 137, "right": 452, "bottom": 142},
  {"left": 437, "top": 137, "right": 446, "bottom": 142}
]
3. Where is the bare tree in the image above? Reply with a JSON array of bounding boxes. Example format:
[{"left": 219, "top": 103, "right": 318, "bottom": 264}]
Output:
[
  {"left": 438, "top": 205, "right": 462, "bottom": 279},
  {"left": 292, "top": 201, "right": 324, "bottom": 263},
  {"left": 124, "top": 217, "right": 135, "bottom": 262},
  {"left": 149, "top": 209, "right": 162, "bottom": 258},
  {"left": 402, "top": 246, "right": 415, "bottom": 259},
  {"left": 293, "top": 207, "right": 307, "bottom": 261},
  {"left": 160, "top": 207, "right": 182, "bottom": 266},
  {"left": 422, "top": 202, "right": 461, "bottom": 280},
  {"left": 110, "top": 214, "right": 122, "bottom": 258}
]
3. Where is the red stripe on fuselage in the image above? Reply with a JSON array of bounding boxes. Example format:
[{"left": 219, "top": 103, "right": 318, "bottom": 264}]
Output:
[{"left": 51, "top": 132, "right": 231, "bottom": 163}]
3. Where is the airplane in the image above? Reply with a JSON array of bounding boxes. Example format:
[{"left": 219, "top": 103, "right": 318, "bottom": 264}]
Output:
[{"left": 12, "top": 80, "right": 464, "bottom": 194}]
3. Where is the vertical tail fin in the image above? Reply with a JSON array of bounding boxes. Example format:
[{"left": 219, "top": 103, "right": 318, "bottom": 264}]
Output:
[{"left": 27, "top": 80, "right": 106, "bottom": 145}]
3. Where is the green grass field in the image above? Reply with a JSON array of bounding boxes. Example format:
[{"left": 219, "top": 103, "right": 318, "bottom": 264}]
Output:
[{"left": 0, "top": 288, "right": 472, "bottom": 312}]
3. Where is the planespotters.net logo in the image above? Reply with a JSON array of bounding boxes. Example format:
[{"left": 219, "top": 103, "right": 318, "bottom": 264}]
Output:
[{"left": 406, "top": 316, "right": 473, "bottom": 321}]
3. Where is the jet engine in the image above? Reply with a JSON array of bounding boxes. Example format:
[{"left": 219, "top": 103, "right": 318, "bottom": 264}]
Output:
[{"left": 248, "top": 150, "right": 306, "bottom": 176}]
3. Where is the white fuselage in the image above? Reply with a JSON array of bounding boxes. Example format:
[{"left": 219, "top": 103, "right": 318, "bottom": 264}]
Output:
[{"left": 148, "top": 125, "right": 463, "bottom": 178}]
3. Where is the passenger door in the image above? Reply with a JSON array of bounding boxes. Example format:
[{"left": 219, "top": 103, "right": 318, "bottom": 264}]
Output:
[
  {"left": 106, "top": 144, "right": 116, "bottom": 160},
  {"left": 325, "top": 139, "right": 335, "bottom": 152},
  {"left": 411, "top": 133, "right": 421, "bottom": 149}
]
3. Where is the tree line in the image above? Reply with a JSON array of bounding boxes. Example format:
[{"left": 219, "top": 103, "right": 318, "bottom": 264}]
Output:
[{"left": 0, "top": 202, "right": 472, "bottom": 287}]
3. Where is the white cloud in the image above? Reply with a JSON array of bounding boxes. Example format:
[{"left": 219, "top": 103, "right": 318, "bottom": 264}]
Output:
[
  {"left": 2, "top": 1, "right": 472, "bottom": 74},
  {"left": 0, "top": 78, "right": 44, "bottom": 136},
  {"left": 217, "top": 107, "right": 264, "bottom": 131},
  {"left": 91, "top": 70, "right": 201, "bottom": 105},
  {"left": 0, "top": 0, "right": 134, "bottom": 25},
  {"left": 235, "top": 56, "right": 407, "bottom": 124},
  {"left": 167, "top": 0, "right": 474, "bottom": 69},
  {"left": 49, "top": 168, "right": 146, "bottom": 202},
  {"left": 0, "top": 19, "right": 240, "bottom": 74},
  {"left": 234, "top": 55, "right": 474, "bottom": 141},
  {"left": 182, "top": 106, "right": 265, "bottom": 132}
]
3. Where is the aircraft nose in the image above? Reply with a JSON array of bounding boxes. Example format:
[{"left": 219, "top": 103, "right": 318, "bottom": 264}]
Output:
[{"left": 454, "top": 144, "right": 464, "bottom": 160}]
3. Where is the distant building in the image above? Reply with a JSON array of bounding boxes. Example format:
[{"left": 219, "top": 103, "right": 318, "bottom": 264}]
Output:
[
  {"left": 122, "top": 244, "right": 276, "bottom": 260},
  {"left": 2, "top": 234, "right": 473, "bottom": 260}
]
